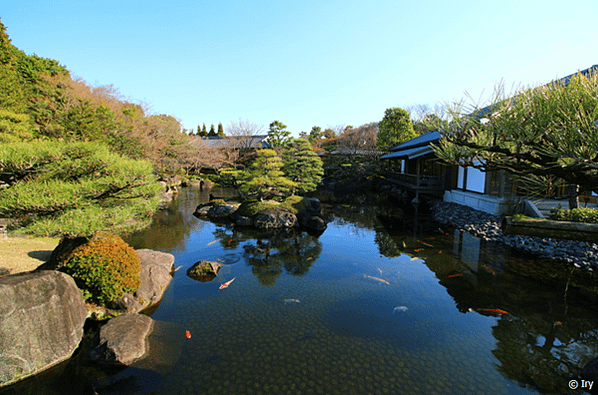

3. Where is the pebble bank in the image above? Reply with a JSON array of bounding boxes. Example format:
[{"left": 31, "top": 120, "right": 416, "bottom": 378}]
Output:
[{"left": 430, "top": 200, "right": 598, "bottom": 271}]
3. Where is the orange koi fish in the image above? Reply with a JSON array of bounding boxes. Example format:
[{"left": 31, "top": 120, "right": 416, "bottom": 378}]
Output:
[
  {"left": 207, "top": 240, "right": 218, "bottom": 246},
  {"left": 483, "top": 265, "right": 495, "bottom": 275},
  {"left": 393, "top": 306, "right": 408, "bottom": 314},
  {"left": 227, "top": 239, "right": 234, "bottom": 245},
  {"left": 363, "top": 274, "right": 390, "bottom": 285},
  {"left": 477, "top": 308, "right": 509, "bottom": 315},
  {"left": 420, "top": 241, "right": 434, "bottom": 247},
  {"left": 447, "top": 274, "right": 463, "bottom": 278},
  {"left": 377, "top": 268, "right": 383, "bottom": 275},
  {"left": 283, "top": 299, "right": 300, "bottom": 305},
  {"left": 414, "top": 248, "right": 424, "bottom": 252},
  {"left": 185, "top": 330, "right": 191, "bottom": 339},
  {"left": 219, "top": 277, "right": 236, "bottom": 289}
]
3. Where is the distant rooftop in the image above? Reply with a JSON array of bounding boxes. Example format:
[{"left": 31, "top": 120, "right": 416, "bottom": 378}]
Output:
[{"left": 189, "top": 135, "right": 270, "bottom": 149}]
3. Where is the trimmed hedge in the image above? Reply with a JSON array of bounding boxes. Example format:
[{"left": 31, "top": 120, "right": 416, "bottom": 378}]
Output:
[
  {"left": 549, "top": 207, "right": 598, "bottom": 224},
  {"left": 59, "top": 232, "right": 141, "bottom": 305}
]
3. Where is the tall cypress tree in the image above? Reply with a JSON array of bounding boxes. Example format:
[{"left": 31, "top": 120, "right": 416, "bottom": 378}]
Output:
[
  {"left": 217, "top": 122, "right": 224, "bottom": 136},
  {"left": 208, "top": 124, "right": 216, "bottom": 136}
]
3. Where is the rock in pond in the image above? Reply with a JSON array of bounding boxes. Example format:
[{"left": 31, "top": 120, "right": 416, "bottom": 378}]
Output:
[
  {"left": 89, "top": 313, "right": 154, "bottom": 366},
  {"left": 187, "top": 260, "right": 221, "bottom": 282},
  {"left": 133, "top": 249, "right": 175, "bottom": 312},
  {"left": 0, "top": 271, "right": 88, "bottom": 388},
  {"left": 254, "top": 208, "right": 298, "bottom": 229}
]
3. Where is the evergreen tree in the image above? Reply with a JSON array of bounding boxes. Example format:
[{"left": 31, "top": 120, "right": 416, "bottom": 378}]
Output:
[
  {"left": 200, "top": 123, "right": 208, "bottom": 137},
  {"left": 208, "top": 123, "right": 217, "bottom": 136},
  {"left": 241, "top": 149, "right": 296, "bottom": 200},
  {"left": 0, "top": 141, "right": 161, "bottom": 237},
  {"left": 267, "top": 120, "right": 292, "bottom": 147},
  {"left": 377, "top": 107, "right": 417, "bottom": 151},
  {"left": 217, "top": 122, "right": 225, "bottom": 136},
  {"left": 282, "top": 138, "right": 324, "bottom": 194}
]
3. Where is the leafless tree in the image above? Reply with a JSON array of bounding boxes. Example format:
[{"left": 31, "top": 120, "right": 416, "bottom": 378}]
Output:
[
  {"left": 226, "top": 118, "right": 265, "bottom": 149},
  {"left": 336, "top": 122, "right": 379, "bottom": 161}
]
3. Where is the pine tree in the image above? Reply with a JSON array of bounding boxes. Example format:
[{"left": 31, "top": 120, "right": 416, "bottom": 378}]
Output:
[
  {"left": 282, "top": 138, "right": 324, "bottom": 194},
  {"left": 217, "top": 122, "right": 225, "bottom": 136},
  {"left": 208, "top": 124, "right": 216, "bottom": 136},
  {"left": 242, "top": 149, "right": 296, "bottom": 200},
  {"left": 200, "top": 123, "right": 208, "bottom": 137}
]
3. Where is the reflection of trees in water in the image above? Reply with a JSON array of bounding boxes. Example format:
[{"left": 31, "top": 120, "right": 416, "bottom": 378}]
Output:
[
  {"left": 491, "top": 313, "right": 598, "bottom": 394},
  {"left": 239, "top": 228, "right": 322, "bottom": 286}
]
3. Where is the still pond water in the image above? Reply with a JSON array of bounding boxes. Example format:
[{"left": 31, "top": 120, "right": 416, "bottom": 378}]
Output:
[{"left": 8, "top": 187, "right": 598, "bottom": 394}]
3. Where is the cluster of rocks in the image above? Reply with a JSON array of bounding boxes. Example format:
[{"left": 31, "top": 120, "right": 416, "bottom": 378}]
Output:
[
  {"left": 0, "top": 248, "right": 175, "bottom": 388},
  {"left": 194, "top": 197, "right": 327, "bottom": 233},
  {"left": 430, "top": 200, "right": 598, "bottom": 271}
]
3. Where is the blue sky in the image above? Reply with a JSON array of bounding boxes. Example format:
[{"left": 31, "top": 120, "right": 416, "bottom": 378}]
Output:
[{"left": 3, "top": 1, "right": 597, "bottom": 136}]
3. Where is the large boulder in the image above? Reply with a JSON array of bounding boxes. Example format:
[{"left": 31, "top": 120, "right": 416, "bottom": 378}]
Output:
[
  {"left": 297, "top": 211, "right": 327, "bottom": 233},
  {"left": 253, "top": 208, "right": 298, "bottom": 229},
  {"left": 133, "top": 249, "right": 175, "bottom": 311},
  {"left": 0, "top": 271, "right": 87, "bottom": 387},
  {"left": 89, "top": 314, "right": 154, "bottom": 365}
]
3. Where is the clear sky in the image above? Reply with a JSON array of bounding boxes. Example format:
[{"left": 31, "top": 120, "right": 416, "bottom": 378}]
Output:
[{"left": 3, "top": 1, "right": 597, "bottom": 136}]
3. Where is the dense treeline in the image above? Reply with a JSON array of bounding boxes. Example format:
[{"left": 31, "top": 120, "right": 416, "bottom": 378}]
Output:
[
  {"left": 0, "top": 19, "right": 191, "bottom": 236},
  {"left": 0, "top": 19, "right": 193, "bottom": 176}
]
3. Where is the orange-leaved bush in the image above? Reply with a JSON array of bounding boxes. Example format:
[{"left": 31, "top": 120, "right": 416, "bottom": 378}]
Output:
[{"left": 59, "top": 231, "right": 141, "bottom": 305}]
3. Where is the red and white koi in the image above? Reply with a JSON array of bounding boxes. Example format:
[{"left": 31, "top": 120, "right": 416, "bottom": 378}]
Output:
[
  {"left": 185, "top": 330, "right": 192, "bottom": 339},
  {"left": 283, "top": 299, "right": 300, "bottom": 305},
  {"left": 363, "top": 274, "right": 390, "bottom": 285},
  {"left": 219, "top": 277, "right": 236, "bottom": 289}
]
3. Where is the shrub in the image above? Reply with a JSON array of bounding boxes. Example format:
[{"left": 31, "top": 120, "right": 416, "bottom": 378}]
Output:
[
  {"left": 549, "top": 207, "right": 598, "bottom": 224},
  {"left": 59, "top": 232, "right": 141, "bottom": 305}
]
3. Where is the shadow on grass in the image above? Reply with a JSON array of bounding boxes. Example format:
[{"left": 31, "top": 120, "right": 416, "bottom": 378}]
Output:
[{"left": 28, "top": 250, "right": 53, "bottom": 262}]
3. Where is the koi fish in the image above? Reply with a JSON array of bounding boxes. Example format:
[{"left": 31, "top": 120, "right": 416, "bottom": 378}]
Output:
[
  {"left": 207, "top": 240, "right": 218, "bottom": 246},
  {"left": 377, "top": 268, "right": 383, "bottom": 275},
  {"left": 420, "top": 241, "right": 434, "bottom": 247},
  {"left": 283, "top": 299, "right": 300, "bottom": 305},
  {"left": 393, "top": 306, "right": 408, "bottom": 314},
  {"left": 447, "top": 274, "right": 463, "bottom": 278},
  {"left": 219, "top": 277, "right": 236, "bottom": 289},
  {"left": 185, "top": 330, "right": 191, "bottom": 339},
  {"left": 306, "top": 257, "right": 314, "bottom": 261},
  {"left": 476, "top": 308, "right": 509, "bottom": 315},
  {"left": 414, "top": 248, "right": 424, "bottom": 252},
  {"left": 410, "top": 257, "right": 418, "bottom": 261},
  {"left": 483, "top": 265, "right": 495, "bottom": 275},
  {"left": 363, "top": 274, "right": 389, "bottom": 285},
  {"left": 174, "top": 265, "right": 183, "bottom": 272},
  {"left": 227, "top": 239, "right": 234, "bottom": 245}
]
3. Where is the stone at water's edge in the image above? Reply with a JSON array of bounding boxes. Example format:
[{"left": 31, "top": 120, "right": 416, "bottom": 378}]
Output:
[
  {"left": 254, "top": 207, "right": 298, "bottom": 229},
  {"left": 108, "top": 249, "right": 175, "bottom": 314},
  {"left": 133, "top": 249, "right": 175, "bottom": 311},
  {"left": 89, "top": 313, "right": 154, "bottom": 365},
  {"left": 0, "top": 271, "right": 88, "bottom": 388}
]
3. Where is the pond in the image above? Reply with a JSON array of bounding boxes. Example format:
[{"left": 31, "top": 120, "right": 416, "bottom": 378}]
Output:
[{"left": 6, "top": 186, "right": 598, "bottom": 395}]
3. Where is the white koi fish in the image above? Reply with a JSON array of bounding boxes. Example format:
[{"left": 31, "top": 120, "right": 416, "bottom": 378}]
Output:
[
  {"left": 393, "top": 306, "right": 408, "bottom": 314},
  {"left": 363, "top": 274, "right": 390, "bottom": 285},
  {"left": 283, "top": 299, "right": 300, "bottom": 305}
]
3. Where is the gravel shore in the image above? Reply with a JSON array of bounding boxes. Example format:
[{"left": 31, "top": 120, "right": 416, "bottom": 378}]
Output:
[{"left": 430, "top": 200, "right": 598, "bottom": 271}]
